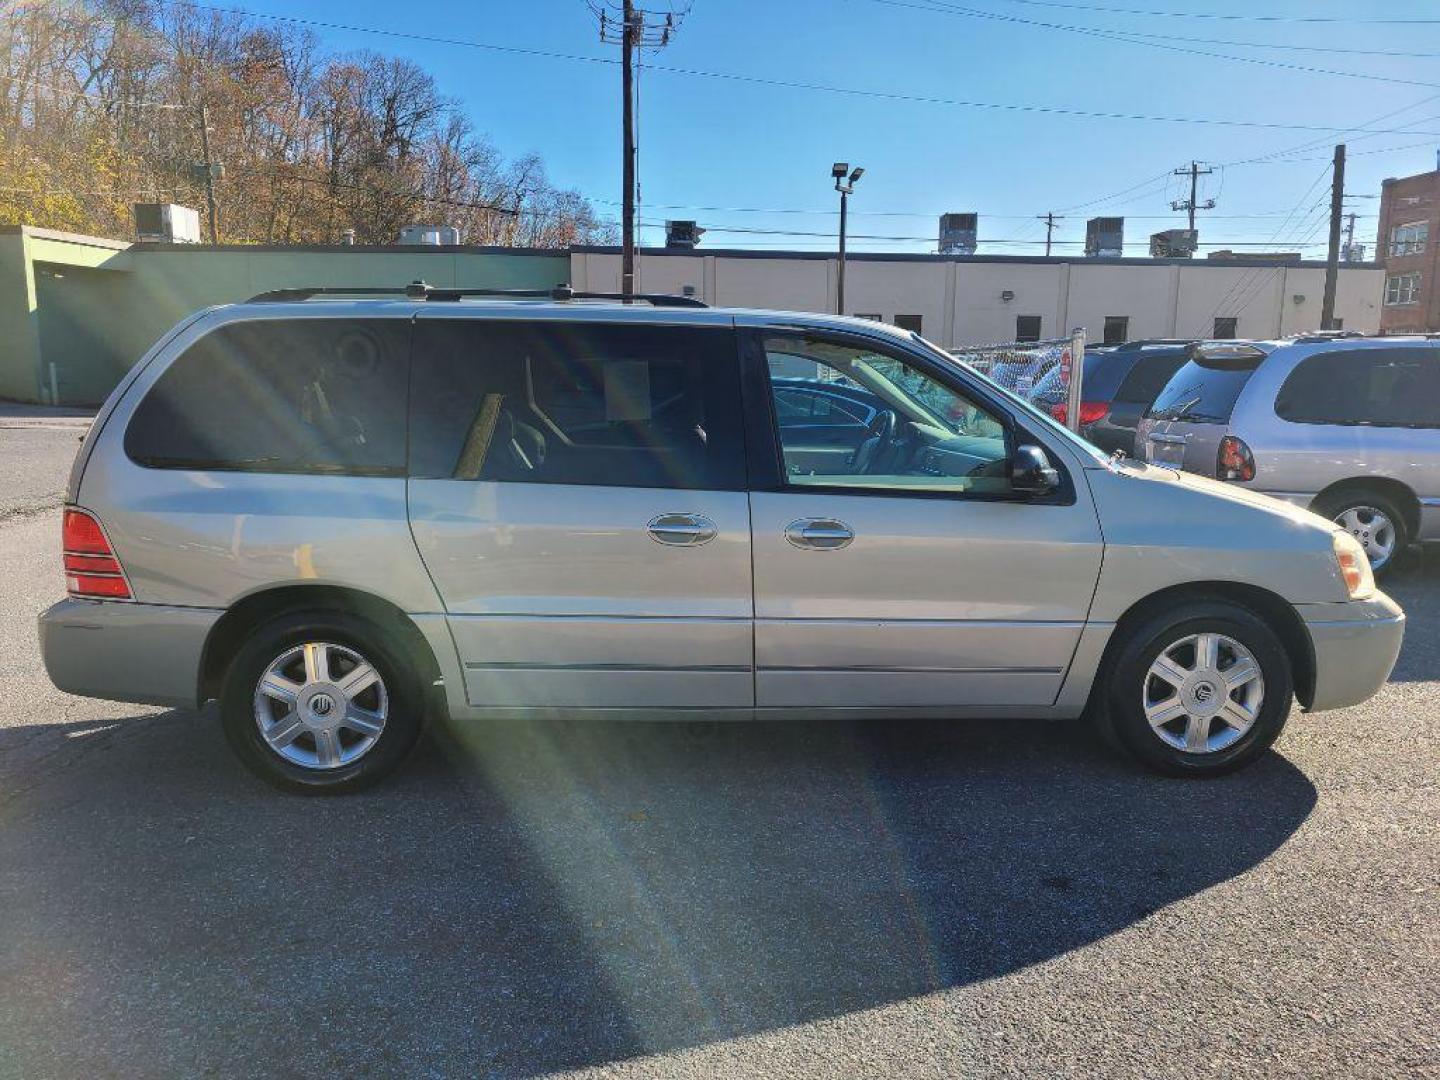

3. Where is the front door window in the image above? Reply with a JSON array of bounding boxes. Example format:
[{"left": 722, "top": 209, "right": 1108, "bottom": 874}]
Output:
[{"left": 763, "top": 335, "right": 1011, "bottom": 496}]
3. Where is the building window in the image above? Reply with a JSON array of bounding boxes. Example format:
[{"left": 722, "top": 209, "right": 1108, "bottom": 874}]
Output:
[
  {"left": 892, "top": 314, "right": 923, "bottom": 334},
  {"left": 1103, "top": 316, "right": 1129, "bottom": 345},
  {"left": 1015, "top": 315, "right": 1042, "bottom": 343},
  {"left": 1213, "top": 317, "right": 1238, "bottom": 339},
  {"left": 1385, "top": 271, "right": 1422, "bottom": 306},
  {"left": 1389, "top": 221, "right": 1429, "bottom": 257},
  {"left": 854, "top": 313, "right": 882, "bottom": 322}
]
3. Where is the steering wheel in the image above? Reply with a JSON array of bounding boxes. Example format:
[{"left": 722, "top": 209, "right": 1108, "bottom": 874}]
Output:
[{"left": 850, "top": 409, "right": 898, "bottom": 474}]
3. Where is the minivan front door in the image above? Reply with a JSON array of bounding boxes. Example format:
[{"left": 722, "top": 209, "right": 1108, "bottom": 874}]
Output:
[
  {"left": 743, "top": 328, "right": 1104, "bottom": 710},
  {"left": 407, "top": 314, "right": 753, "bottom": 711}
]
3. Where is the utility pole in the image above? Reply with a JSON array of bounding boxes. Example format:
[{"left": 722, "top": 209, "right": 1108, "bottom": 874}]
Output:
[
  {"left": 198, "top": 103, "right": 219, "bottom": 244},
  {"left": 620, "top": 0, "right": 636, "bottom": 299},
  {"left": 1037, "top": 212, "right": 1063, "bottom": 256},
  {"left": 595, "top": 2, "right": 683, "bottom": 301},
  {"left": 832, "top": 162, "right": 863, "bottom": 315},
  {"left": 1321, "top": 143, "right": 1347, "bottom": 330},
  {"left": 1342, "top": 211, "right": 1357, "bottom": 262},
  {"left": 1171, "top": 160, "right": 1215, "bottom": 234}
]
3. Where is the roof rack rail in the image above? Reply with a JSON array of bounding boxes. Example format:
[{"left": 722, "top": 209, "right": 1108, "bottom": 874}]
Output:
[
  {"left": 1287, "top": 330, "right": 1367, "bottom": 343},
  {"left": 246, "top": 280, "right": 708, "bottom": 308}
]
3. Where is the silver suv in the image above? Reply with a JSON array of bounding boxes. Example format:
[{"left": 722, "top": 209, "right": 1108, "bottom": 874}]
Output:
[
  {"left": 40, "top": 288, "right": 1405, "bottom": 792},
  {"left": 1135, "top": 336, "right": 1440, "bottom": 575}
]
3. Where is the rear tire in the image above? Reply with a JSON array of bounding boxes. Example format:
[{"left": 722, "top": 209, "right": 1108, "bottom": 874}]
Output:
[
  {"left": 1103, "top": 601, "right": 1293, "bottom": 777},
  {"left": 221, "top": 611, "right": 424, "bottom": 794},
  {"left": 1315, "top": 489, "right": 1408, "bottom": 578}
]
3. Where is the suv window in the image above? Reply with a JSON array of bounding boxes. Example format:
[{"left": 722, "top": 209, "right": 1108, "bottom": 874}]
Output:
[
  {"left": 1146, "top": 352, "right": 1264, "bottom": 424},
  {"left": 1275, "top": 347, "right": 1440, "bottom": 428},
  {"left": 125, "top": 319, "right": 409, "bottom": 475},
  {"left": 409, "top": 319, "right": 746, "bottom": 490},
  {"left": 1113, "top": 350, "right": 1190, "bottom": 405}
]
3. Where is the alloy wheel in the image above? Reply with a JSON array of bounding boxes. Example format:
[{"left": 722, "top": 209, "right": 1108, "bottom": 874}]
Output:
[
  {"left": 252, "top": 642, "right": 389, "bottom": 770},
  {"left": 1334, "top": 505, "right": 1396, "bottom": 570},
  {"left": 1142, "top": 632, "right": 1265, "bottom": 754}
]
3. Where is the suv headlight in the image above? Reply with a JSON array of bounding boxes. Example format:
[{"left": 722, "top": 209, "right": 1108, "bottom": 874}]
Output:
[{"left": 1333, "top": 531, "right": 1375, "bottom": 600}]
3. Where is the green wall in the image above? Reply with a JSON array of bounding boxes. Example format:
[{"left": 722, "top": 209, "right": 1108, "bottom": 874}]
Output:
[{"left": 2, "top": 228, "right": 570, "bottom": 405}]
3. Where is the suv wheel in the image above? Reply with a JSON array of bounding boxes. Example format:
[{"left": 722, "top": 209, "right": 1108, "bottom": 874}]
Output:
[
  {"left": 1102, "top": 601, "right": 1293, "bottom": 776},
  {"left": 1316, "top": 490, "right": 1407, "bottom": 577},
  {"left": 221, "top": 611, "right": 424, "bottom": 794}
]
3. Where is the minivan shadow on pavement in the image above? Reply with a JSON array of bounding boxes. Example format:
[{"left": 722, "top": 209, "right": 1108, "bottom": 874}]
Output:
[{"left": 0, "top": 708, "right": 1316, "bottom": 1077}]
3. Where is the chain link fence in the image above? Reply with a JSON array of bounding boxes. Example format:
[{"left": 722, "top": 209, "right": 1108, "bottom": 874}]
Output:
[{"left": 951, "top": 329, "right": 1087, "bottom": 431}]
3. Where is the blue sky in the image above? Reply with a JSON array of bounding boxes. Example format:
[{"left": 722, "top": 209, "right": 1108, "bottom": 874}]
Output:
[{"left": 241, "top": 0, "right": 1440, "bottom": 254}]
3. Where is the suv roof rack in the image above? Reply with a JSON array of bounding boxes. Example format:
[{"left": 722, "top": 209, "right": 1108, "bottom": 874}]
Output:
[
  {"left": 1286, "top": 330, "right": 1367, "bottom": 343},
  {"left": 246, "top": 281, "right": 708, "bottom": 308},
  {"left": 1114, "top": 338, "right": 1197, "bottom": 349}
]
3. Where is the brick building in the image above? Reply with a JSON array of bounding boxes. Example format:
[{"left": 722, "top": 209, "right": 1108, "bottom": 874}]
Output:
[{"left": 1378, "top": 163, "right": 1440, "bottom": 333}]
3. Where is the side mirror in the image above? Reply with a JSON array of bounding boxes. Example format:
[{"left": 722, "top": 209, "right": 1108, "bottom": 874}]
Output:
[{"left": 1010, "top": 443, "right": 1060, "bottom": 495}]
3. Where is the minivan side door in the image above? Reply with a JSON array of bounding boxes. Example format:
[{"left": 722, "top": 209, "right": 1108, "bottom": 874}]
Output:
[
  {"left": 406, "top": 313, "right": 754, "bottom": 710},
  {"left": 740, "top": 325, "right": 1105, "bottom": 710}
]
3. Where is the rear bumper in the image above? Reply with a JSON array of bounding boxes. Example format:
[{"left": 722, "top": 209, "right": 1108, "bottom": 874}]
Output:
[
  {"left": 38, "top": 599, "right": 221, "bottom": 709},
  {"left": 1295, "top": 592, "right": 1406, "bottom": 712}
]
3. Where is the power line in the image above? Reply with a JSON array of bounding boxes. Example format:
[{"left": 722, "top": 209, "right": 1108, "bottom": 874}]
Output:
[
  {"left": 865, "top": 0, "right": 1440, "bottom": 91},
  {"left": 0, "top": 70, "right": 186, "bottom": 110},
  {"left": 142, "top": 2, "right": 1440, "bottom": 137},
  {"left": 980, "top": 0, "right": 1440, "bottom": 24}
]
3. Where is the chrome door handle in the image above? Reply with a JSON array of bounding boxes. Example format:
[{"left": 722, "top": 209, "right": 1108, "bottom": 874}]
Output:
[
  {"left": 784, "top": 518, "right": 854, "bottom": 550},
  {"left": 648, "top": 513, "right": 718, "bottom": 547}
]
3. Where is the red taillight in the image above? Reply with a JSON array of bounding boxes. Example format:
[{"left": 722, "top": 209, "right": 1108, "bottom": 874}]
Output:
[
  {"left": 62, "top": 508, "right": 132, "bottom": 600},
  {"left": 1050, "top": 401, "right": 1109, "bottom": 427},
  {"left": 1217, "top": 435, "right": 1256, "bottom": 482}
]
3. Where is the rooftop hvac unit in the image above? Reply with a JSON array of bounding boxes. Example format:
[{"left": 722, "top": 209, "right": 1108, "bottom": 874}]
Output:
[
  {"left": 1085, "top": 216, "right": 1124, "bottom": 257},
  {"left": 666, "top": 220, "right": 705, "bottom": 249},
  {"left": 1149, "top": 228, "right": 1198, "bottom": 258},
  {"left": 939, "top": 213, "right": 978, "bottom": 255},
  {"left": 398, "top": 224, "right": 462, "bottom": 246},
  {"left": 134, "top": 203, "right": 201, "bottom": 244}
]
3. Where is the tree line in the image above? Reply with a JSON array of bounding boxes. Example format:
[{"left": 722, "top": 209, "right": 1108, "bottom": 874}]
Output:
[{"left": 1, "top": 0, "right": 617, "bottom": 246}]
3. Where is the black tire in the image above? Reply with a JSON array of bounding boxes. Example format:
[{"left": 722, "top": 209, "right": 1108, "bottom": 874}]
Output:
[
  {"left": 1313, "top": 489, "right": 1409, "bottom": 578},
  {"left": 1102, "top": 601, "right": 1293, "bottom": 777},
  {"left": 220, "top": 610, "right": 425, "bottom": 794}
]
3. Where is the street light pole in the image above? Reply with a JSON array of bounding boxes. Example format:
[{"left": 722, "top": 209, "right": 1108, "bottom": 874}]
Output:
[{"left": 832, "top": 162, "right": 862, "bottom": 315}]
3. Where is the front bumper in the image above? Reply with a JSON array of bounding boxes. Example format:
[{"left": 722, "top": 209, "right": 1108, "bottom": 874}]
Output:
[
  {"left": 1295, "top": 592, "right": 1406, "bottom": 712},
  {"left": 38, "top": 599, "right": 222, "bottom": 709}
]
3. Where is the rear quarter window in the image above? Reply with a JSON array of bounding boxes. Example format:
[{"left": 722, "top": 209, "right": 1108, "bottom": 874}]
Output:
[
  {"left": 125, "top": 318, "right": 410, "bottom": 475},
  {"left": 1146, "top": 355, "right": 1263, "bottom": 424},
  {"left": 1275, "top": 347, "right": 1440, "bottom": 427},
  {"left": 1113, "top": 351, "right": 1189, "bottom": 404}
]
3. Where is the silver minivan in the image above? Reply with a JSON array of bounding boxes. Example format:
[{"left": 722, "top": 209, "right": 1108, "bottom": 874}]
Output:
[
  {"left": 1136, "top": 336, "right": 1440, "bottom": 575},
  {"left": 40, "top": 290, "right": 1405, "bottom": 792}
]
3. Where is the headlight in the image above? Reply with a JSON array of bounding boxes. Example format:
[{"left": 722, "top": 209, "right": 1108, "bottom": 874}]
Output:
[{"left": 1333, "top": 531, "right": 1375, "bottom": 600}]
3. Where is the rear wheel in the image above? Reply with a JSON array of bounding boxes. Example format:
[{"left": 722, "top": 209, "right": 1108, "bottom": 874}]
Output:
[
  {"left": 1102, "top": 601, "right": 1293, "bottom": 777},
  {"left": 1315, "top": 489, "right": 1408, "bottom": 577},
  {"left": 221, "top": 611, "right": 424, "bottom": 794}
]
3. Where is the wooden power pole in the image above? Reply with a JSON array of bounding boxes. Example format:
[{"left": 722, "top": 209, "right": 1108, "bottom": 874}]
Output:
[
  {"left": 1321, "top": 143, "right": 1346, "bottom": 331},
  {"left": 621, "top": 0, "right": 636, "bottom": 299},
  {"left": 198, "top": 103, "right": 219, "bottom": 244}
]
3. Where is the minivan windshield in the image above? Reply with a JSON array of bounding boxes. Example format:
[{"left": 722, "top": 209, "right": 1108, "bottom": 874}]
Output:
[{"left": 1146, "top": 355, "right": 1264, "bottom": 424}]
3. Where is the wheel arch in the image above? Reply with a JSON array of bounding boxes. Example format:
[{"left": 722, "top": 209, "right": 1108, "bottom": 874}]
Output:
[
  {"left": 1311, "top": 477, "right": 1420, "bottom": 540},
  {"left": 1096, "top": 581, "right": 1316, "bottom": 710},
  {"left": 198, "top": 584, "right": 443, "bottom": 705}
]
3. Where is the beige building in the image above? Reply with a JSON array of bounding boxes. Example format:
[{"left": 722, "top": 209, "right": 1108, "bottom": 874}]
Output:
[{"left": 570, "top": 247, "right": 1385, "bottom": 347}]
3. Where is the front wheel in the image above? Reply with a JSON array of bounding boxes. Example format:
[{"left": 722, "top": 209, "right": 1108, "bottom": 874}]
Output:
[
  {"left": 1103, "top": 602, "right": 1293, "bottom": 777},
  {"left": 220, "top": 611, "right": 425, "bottom": 794}
]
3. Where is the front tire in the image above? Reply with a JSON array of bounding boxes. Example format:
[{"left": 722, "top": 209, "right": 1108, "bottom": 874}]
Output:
[
  {"left": 1103, "top": 602, "right": 1293, "bottom": 777},
  {"left": 221, "top": 611, "right": 425, "bottom": 794}
]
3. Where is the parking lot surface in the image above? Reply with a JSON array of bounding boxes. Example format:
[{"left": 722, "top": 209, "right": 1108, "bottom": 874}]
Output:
[{"left": 0, "top": 419, "right": 1435, "bottom": 1079}]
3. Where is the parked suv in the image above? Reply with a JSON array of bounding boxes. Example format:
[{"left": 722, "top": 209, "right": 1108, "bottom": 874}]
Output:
[
  {"left": 1028, "top": 340, "right": 1193, "bottom": 455},
  {"left": 1136, "top": 336, "right": 1440, "bottom": 574},
  {"left": 41, "top": 289, "right": 1404, "bottom": 792}
]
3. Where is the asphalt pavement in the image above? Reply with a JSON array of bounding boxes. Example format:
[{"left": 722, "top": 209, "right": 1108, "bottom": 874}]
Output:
[{"left": 0, "top": 417, "right": 1435, "bottom": 1079}]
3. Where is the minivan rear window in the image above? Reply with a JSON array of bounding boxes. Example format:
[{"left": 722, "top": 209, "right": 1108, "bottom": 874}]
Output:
[
  {"left": 1146, "top": 354, "right": 1263, "bottom": 424},
  {"left": 125, "top": 319, "right": 410, "bottom": 476}
]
